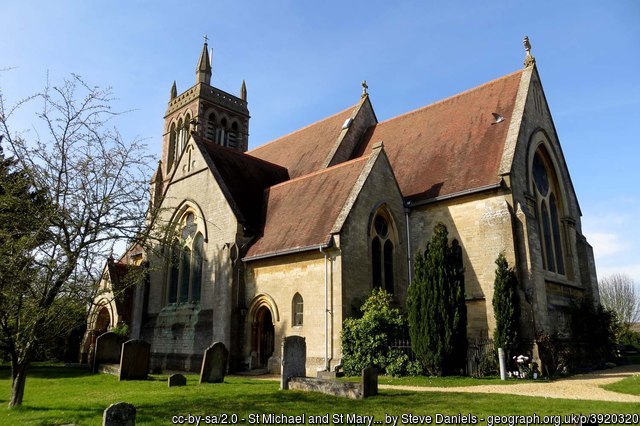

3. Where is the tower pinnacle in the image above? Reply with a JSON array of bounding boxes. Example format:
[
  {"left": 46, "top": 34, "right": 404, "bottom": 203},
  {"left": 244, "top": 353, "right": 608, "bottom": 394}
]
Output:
[
  {"left": 240, "top": 80, "right": 247, "bottom": 101},
  {"left": 196, "top": 36, "right": 212, "bottom": 85}
]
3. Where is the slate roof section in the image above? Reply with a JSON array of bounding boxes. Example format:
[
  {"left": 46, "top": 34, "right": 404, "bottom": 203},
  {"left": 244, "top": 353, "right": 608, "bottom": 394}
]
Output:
[
  {"left": 244, "top": 156, "right": 370, "bottom": 260},
  {"left": 354, "top": 70, "right": 524, "bottom": 202},
  {"left": 197, "top": 136, "right": 290, "bottom": 232},
  {"left": 248, "top": 105, "right": 357, "bottom": 179}
]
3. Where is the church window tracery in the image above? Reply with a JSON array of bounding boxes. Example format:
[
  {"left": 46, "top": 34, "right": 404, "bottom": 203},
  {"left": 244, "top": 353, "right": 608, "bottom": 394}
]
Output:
[
  {"left": 166, "top": 211, "right": 204, "bottom": 304},
  {"left": 371, "top": 209, "right": 396, "bottom": 294},
  {"left": 532, "top": 148, "right": 565, "bottom": 275}
]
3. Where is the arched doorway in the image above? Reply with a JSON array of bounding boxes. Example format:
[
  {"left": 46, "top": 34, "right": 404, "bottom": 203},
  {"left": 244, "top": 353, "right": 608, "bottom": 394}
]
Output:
[
  {"left": 253, "top": 306, "right": 275, "bottom": 367},
  {"left": 95, "top": 307, "right": 110, "bottom": 336}
]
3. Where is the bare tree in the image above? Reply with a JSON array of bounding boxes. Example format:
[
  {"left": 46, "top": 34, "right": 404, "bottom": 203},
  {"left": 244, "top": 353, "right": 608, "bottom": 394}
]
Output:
[
  {"left": 0, "top": 74, "right": 151, "bottom": 407},
  {"left": 599, "top": 273, "right": 640, "bottom": 335}
]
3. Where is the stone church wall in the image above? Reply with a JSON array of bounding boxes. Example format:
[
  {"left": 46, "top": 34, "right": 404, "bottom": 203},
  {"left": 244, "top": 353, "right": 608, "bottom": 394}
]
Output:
[
  {"left": 245, "top": 250, "right": 342, "bottom": 376},
  {"left": 139, "top": 141, "right": 239, "bottom": 371},
  {"left": 339, "top": 152, "right": 408, "bottom": 317},
  {"left": 505, "top": 68, "right": 598, "bottom": 336},
  {"left": 409, "top": 190, "right": 517, "bottom": 340}
]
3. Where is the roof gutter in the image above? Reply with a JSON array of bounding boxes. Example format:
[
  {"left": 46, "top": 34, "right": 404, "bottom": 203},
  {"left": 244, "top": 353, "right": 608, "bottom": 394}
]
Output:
[
  {"left": 242, "top": 239, "right": 333, "bottom": 262},
  {"left": 407, "top": 182, "right": 503, "bottom": 208}
]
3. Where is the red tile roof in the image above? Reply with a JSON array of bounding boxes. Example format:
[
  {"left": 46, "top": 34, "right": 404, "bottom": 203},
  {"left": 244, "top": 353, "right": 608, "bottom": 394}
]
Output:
[
  {"left": 244, "top": 156, "right": 369, "bottom": 260},
  {"left": 197, "top": 136, "right": 290, "bottom": 232},
  {"left": 354, "top": 70, "right": 524, "bottom": 201},
  {"left": 248, "top": 105, "right": 357, "bottom": 179}
]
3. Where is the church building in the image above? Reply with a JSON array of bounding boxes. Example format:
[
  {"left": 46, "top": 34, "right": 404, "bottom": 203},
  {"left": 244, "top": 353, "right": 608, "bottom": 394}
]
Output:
[{"left": 84, "top": 38, "right": 599, "bottom": 375}]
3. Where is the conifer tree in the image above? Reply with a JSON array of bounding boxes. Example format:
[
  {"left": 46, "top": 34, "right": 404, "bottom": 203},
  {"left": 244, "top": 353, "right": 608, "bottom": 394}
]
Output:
[
  {"left": 492, "top": 253, "right": 520, "bottom": 359},
  {"left": 408, "top": 223, "right": 467, "bottom": 376}
]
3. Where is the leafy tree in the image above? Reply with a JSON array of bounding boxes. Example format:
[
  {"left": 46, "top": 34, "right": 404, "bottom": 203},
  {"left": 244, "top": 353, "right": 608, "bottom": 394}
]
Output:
[
  {"left": 492, "top": 253, "right": 520, "bottom": 359},
  {"left": 341, "top": 288, "right": 419, "bottom": 376},
  {"left": 407, "top": 223, "right": 467, "bottom": 376},
  {"left": 0, "top": 75, "right": 151, "bottom": 407},
  {"left": 598, "top": 273, "right": 639, "bottom": 338}
]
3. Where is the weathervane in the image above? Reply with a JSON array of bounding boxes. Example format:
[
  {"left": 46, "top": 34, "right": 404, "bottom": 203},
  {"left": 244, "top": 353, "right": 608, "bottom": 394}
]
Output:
[
  {"left": 203, "top": 33, "right": 209, "bottom": 45},
  {"left": 361, "top": 80, "right": 368, "bottom": 98},
  {"left": 523, "top": 36, "right": 535, "bottom": 67}
]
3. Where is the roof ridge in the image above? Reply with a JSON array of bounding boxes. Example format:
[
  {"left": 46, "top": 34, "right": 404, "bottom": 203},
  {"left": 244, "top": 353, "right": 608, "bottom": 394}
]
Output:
[
  {"left": 249, "top": 103, "right": 358, "bottom": 153},
  {"left": 198, "top": 136, "right": 288, "bottom": 173},
  {"left": 375, "top": 68, "right": 524, "bottom": 126},
  {"left": 268, "top": 155, "right": 369, "bottom": 190}
]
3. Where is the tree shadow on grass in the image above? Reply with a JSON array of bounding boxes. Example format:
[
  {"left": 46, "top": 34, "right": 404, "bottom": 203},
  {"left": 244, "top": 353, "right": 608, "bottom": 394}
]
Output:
[{"left": 0, "top": 364, "right": 92, "bottom": 380}]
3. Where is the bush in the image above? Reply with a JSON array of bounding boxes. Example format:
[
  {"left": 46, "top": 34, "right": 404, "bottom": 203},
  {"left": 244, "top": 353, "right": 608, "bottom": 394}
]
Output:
[{"left": 341, "top": 288, "right": 412, "bottom": 376}]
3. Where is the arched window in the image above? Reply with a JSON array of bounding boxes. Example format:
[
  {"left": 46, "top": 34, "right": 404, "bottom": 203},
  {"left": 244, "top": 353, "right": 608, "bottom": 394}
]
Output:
[
  {"left": 371, "top": 210, "right": 396, "bottom": 293},
  {"left": 228, "top": 121, "right": 239, "bottom": 148},
  {"left": 206, "top": 113, "right": 217, "bottom": 141},
  {"left": 192, "top": 234, "right": 203, "bottom": 302},
  {"left": 176, "top": 118, "right": 185, "bottom": 155},
  {"left": 292, "top": 293, "right": 303, "bottom": 326},
  {"left": 168, "top": 123, "right": 177, "bottom": 170},
  {"left": 532, "top": 148, "right": 565, "bottom": 275},
  {"left": 166, "top": 211, "right": 205, "bottom": 304},
  {"left": 167, "top": 241, "right": 179, "bottom": 304},
  {"left": 219, "top": 117, "right": 228, "bottom": 147}
]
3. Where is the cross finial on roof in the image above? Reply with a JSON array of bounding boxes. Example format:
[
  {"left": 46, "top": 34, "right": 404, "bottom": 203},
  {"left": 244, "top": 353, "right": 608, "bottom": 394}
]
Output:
[
  {"left": 203, "top": 33, "right": 209, "bottom": 45},
  {"left": 523, "top": 36, "right": 536, "bottom": 67},
  {"left": 361, "top": 80, "right": 368, "bottom": 98}
]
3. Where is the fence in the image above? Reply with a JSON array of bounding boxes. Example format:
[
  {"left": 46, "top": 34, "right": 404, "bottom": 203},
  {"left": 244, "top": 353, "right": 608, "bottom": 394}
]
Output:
[
  {"left": 466, "top": 338, "right": 495, "bottom": 377},
  {"left": 390, "top": 338, "right": 416, "bottom": 362},
  {"left": 391, "top": 337, "right": 496, "bottom": 376}
]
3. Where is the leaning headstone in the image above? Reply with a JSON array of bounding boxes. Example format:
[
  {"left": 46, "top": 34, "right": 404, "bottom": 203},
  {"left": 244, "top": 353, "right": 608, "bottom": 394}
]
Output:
[
  {"left": 280, "top": 336, "right": 306, "bottom": 390},
  {"left": 168, "top": 373, "right": 187, "bottom": 387},
  {"left": 361, "top": 366, "right": 378, "bottom": 397},
  {"left": 199, "top": 342, "right": 229, "bottom": 383},
  {"left": 93, "top": 332, "right": 123, "bottom": 373},
  {"left": 119, "top": 340, "right": 150, "bottom": 381},
  {"left": 103, "top": 402, "right": 136, "bottom": 426}
]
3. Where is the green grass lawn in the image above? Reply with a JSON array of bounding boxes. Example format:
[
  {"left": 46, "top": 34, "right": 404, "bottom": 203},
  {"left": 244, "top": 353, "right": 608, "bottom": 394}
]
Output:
[
  {"left": 602, "top": 374, "right": 640, "bottom": 396},
  {"left": 1, "top": 365, "right": 638, "bottom": 426}
]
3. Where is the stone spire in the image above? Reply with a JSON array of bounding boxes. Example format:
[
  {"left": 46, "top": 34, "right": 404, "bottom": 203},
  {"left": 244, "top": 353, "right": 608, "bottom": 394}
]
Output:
[
  {"left": 196, "top": 35, "right": 212, "bottom": 85},
  {"left": 523, "top": 36, "right": 536, "bottom": 68},
  {"left": 170, "top": 80, "right": 177, "bottom": 100},
  {"left": 240, "top": 80, "right": 247, "bottom": 101}
]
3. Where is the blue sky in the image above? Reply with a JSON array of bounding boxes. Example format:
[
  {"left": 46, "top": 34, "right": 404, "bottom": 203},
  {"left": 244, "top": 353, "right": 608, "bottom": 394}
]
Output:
[{"left": 2, "top": 1, "right": 639, "bottom": 286}]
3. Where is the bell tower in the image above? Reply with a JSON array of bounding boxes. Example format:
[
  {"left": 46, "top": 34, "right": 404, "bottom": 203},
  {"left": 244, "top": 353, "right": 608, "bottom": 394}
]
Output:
[{"left": 161, "top": 37, "right": 250, "bottom": 177}]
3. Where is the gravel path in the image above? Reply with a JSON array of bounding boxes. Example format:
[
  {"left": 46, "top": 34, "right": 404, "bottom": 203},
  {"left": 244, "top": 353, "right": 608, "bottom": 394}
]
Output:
[{"left": 380, "top": 364, "right": 640, "bottom": 403}]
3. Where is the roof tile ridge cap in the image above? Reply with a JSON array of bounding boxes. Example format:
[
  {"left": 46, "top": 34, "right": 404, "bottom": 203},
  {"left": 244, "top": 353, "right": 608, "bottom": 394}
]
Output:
[
  {"left": 374, "top": 68, "right": 525, "bottom": 127},
  {"left": 248, "top": 103, "right": 359, "bottom": 153},
  {"left": 267, "top": 155, "right": 369, "bottom": 190}
]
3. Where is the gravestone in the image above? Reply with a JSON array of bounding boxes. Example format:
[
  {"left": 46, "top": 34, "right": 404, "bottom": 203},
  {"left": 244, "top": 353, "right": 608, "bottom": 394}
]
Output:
[
  {"left": 280, "top": 336, "right": 306, "bottom": 390},
  {"left": 103, "top": 402, "right": 136, "bottom": 426},
  {"left": 361, "top": 366, "right": 378, "bottom": 397},
  {"left": 119, "top": 340, "right": 150, "bottom": 381},
  {"left": 199, "top": 342, "right": 228, "bottom": 383},
  {"left": 93, "top": 332, "right": 123, "bottom": 373},
  {"left": 168, "top": 373, "right": 187, "bottom": 387}
]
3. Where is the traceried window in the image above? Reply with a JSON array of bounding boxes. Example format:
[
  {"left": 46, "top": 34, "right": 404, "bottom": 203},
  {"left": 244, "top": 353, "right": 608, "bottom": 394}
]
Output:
[
  {"left": 532, "top": 149, "right": 565, "bottom": 275},
  {"left": 371, "top": 210, "right": 395, "bottom": 294},
  {"left": 168, "top": 122, "right": 177, "bottom": 170},
  {"left": 292, "top": 293, "right": 303, "bottom": 326},
  {"left": 166, "top": 211, "right": 204, "bottom": 304}
]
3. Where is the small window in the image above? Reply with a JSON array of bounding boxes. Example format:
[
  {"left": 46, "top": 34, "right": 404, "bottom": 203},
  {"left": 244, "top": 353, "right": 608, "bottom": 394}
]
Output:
[
  {"left": 292, "top": 293, "right": 303, "bottom": 326},
  {"left": 370, "top": 211, "right": 395, "bottom": 294}
]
